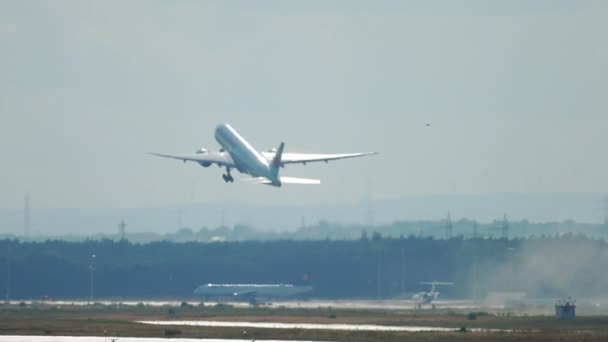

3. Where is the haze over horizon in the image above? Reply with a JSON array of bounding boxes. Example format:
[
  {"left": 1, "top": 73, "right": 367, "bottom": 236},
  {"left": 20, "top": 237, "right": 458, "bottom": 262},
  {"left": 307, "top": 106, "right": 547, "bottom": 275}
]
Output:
[
  {"left": 1, "top": 1, "right": 607, "bottom": 233},
  {"left": 0, "top": 192, "right": 605, "bottom": 235}
]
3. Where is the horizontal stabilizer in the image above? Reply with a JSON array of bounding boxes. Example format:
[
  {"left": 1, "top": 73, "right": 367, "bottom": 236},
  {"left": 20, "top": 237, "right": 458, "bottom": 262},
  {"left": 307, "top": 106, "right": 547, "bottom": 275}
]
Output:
[
  {"left": 280, "top": 177, "right": 321, "bottom": 185},
  {"left": 241, "top": 177, "right": 320, "bottom": 185}
]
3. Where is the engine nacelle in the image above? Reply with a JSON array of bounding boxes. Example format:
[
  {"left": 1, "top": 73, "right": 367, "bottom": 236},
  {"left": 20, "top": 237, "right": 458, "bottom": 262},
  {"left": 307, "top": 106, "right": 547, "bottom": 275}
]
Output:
[
  {"left": 195, "top": 147, "right": 208, "bottom": 154},
  {"left": 198, "top": 161, "right": 212, "bottom": 168}
]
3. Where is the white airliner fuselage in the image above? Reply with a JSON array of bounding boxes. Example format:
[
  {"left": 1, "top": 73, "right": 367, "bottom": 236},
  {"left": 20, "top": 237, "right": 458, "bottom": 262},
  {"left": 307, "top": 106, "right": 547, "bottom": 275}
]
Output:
[
  {"left": 215, "top": 124, "right": 279, "bottom": 185},
  {"left": 152, "top": 123, "right": 376, "bottom": 187}
]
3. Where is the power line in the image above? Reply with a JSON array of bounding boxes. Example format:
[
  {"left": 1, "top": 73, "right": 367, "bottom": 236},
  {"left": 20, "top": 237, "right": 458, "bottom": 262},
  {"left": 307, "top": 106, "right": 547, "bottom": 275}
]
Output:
[
  {"left": 472, "top": 253, "right": 479, "bottom": 301},
  {"left": 24, "top": 194, "right": 30, "bottom": 237},
  {"left": 603, "top": 197, "right": 608, "bottom": 226},
  {"left": 376, "top": 251, "right": 382, "bottom": 299},
  {"left": 366, "top": 178, "right": 375, "bottom": 228},
  {"left": 89, "top": 254, "right": 95, "bottom": 304},
  {"left": 400, "top": 247, "right": 406, "bottom": 294},
  {"left": 501, "top": 214, "right": 510, "bottom": 240},
  {"left": 5, "top": 251, "right": 10, "bottom": 303},
  {"left": 177, "top": 208, "right": 183, "bottom": 229},
  {"left": 220, "top": 209, "right": 225, "bottom": 228}
]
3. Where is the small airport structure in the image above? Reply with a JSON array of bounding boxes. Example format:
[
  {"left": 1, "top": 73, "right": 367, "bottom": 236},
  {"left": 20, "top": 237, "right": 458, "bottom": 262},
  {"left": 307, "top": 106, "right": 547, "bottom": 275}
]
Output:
[{"left": 555, "top": 297, "right": 576, "bottom": 320}]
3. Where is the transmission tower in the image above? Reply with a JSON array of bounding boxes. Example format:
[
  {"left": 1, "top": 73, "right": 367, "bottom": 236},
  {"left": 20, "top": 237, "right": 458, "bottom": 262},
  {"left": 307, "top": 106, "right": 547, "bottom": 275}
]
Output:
[
  {"left": 501, "top": 214, "right": 510, "bottom": 239},
  {"left": 376, "top": 251, "right": 382, "bottom": 299},
  {"left": 220, "top": 208, "right": 225, "bottom": 228},
  {"left": 177, "top": 208, "right": 183, "bottom": 229},
  {"left": 365, "top": 178, "right": 375, "bottom": 229},
  {"left": 24, "top": 194, "right": 30, "bottom": 237},
  {"left": 472, "top": 253, "right": 478, "bottom": 301},
  {"left": 445, "top": 212, "right": 453, "bottom": 239},
  {"left": 5, "top": 247, "right": 10, "bottom": 302},
  {"left": 400, "top": 247, "right": 407, "bottom": 294},
  {"left": 472, "top": 222, "right": 479, "bottom": 239},
  {"left": 118, "top": 219, "right": 127, "bottom": 241},
  {"left": 604, "top": 197, "right": 608, "bottom": 226}
]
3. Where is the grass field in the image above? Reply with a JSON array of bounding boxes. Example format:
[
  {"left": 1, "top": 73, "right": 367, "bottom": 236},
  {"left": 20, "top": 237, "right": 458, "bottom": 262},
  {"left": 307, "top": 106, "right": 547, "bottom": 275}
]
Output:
[{"left": 0, "top": 302, "right": 607, "bottom": 341}]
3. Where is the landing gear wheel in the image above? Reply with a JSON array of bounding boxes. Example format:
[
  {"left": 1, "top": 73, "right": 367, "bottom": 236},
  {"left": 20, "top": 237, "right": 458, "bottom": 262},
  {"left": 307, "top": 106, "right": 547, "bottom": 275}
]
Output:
[
  {"left": 223, "top": 167, "right": 234, "bottom": 183},
  {"left": 222, "top": 174, "right": 235, "bottom": 183}
]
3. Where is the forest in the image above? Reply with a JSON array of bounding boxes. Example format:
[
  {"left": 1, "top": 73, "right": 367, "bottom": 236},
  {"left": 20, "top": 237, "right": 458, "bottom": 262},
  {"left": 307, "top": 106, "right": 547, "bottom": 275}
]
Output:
[{"left": 0, "top": 234, "right": 606, "bottom": 300}]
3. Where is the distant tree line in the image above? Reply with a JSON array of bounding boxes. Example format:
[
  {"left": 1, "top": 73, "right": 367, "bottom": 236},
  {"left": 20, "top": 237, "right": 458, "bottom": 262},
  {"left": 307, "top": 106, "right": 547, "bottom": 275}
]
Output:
[
  {"left": 0, "top": 235, "right": 606, "bottom": 300},
  {"left": 5, "top": 218, "right": 606, "bottom": 244}
]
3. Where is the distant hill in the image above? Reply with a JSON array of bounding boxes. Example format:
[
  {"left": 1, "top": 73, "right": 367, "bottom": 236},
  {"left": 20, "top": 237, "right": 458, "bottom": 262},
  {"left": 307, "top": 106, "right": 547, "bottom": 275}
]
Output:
[{"left": 0, "top": 193, "right": 605, "bottom": 236}]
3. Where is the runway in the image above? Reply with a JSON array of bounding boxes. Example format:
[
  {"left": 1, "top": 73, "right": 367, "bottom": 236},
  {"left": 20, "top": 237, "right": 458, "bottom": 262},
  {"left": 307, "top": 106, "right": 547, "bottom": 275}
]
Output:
[
  {"left": 252, "top": 299, "right": 490, "bottom": 310},
  {"left": 0, "top": 337, "right": 320, "bottom": 342},
  {"left": 138, "top": 320, "right": 456, "bottom": 332},
  {"left": 9, "top": 299, "right": 491, "bottom": 310}
]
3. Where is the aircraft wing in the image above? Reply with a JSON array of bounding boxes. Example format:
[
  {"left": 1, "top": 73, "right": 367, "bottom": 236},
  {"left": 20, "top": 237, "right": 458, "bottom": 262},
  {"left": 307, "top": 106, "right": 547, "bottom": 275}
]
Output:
[
  {"left": 262, "top": 152, "right": 378, "bottom": 166},
  {"left": 149, "top": 152, "right": 235, "bottom": 168}
]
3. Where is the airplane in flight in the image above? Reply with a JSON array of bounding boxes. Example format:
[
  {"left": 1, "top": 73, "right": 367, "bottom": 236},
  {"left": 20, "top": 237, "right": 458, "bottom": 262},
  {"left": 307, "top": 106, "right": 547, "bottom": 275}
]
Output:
[{"left": 151, "top": 123, "right": 377, "bottom": 187}]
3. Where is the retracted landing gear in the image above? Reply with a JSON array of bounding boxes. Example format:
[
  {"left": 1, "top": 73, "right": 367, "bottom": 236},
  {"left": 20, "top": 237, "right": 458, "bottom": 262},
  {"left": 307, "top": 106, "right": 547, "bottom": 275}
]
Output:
[{"left": 222, "top": 167, "right": 234, "bottom": 183}]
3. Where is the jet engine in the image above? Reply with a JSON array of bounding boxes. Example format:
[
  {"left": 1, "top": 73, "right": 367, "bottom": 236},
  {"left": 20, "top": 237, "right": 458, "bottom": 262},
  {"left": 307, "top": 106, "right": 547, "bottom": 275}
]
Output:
[
  {"left": 195, "top": 148, "right": 212, "bottom": 167},
  {"left": 199, "top": 161, "right": 212, "bottom": 167}
]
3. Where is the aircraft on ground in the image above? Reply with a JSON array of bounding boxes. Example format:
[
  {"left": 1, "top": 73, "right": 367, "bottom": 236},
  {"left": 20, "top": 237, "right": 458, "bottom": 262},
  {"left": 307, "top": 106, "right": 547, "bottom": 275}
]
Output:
[
  {"left": 193, "top": 283, "right": 313, "bottom": 304},
  {"left": 151, "top": 123, "right": 377, "bottom": 187},
  {"left": 412, "top": 281, "right": 454, "bottom": 307}
]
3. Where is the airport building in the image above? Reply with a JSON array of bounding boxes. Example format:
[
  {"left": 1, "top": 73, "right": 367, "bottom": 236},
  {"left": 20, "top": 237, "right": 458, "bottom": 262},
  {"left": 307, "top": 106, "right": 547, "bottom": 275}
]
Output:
[{"left": 555, "top": 297, "right": 576, "bottom": 320}]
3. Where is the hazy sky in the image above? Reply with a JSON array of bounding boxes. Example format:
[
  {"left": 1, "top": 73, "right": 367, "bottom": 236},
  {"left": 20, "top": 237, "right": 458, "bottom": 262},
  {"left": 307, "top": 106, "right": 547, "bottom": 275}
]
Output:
[{"left": 1, "top": 0, "right": 607, "bottom": 210}]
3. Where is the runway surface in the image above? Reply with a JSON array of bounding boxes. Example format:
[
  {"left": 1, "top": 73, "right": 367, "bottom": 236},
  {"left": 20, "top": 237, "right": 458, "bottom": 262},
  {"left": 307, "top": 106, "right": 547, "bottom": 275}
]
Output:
[
  {"left": 0, "top": 337, "right": 320, "bottom": 342},
  {"left": 138, "top": 320, "right": 455, "bottom": 332}
]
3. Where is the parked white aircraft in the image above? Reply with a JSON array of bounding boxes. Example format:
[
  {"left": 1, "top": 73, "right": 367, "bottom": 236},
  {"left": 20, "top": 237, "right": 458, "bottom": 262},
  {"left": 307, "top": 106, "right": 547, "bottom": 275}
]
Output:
[{"left": 151, "top": 123, "right": 377, "bottom": 187}]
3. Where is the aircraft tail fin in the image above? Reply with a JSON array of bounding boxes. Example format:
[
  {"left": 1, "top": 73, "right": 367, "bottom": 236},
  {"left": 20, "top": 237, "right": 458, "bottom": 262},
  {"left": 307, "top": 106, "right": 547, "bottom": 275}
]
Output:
[{"left": 270, "top": 142, "right": 285, "bottom": 177}]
